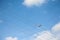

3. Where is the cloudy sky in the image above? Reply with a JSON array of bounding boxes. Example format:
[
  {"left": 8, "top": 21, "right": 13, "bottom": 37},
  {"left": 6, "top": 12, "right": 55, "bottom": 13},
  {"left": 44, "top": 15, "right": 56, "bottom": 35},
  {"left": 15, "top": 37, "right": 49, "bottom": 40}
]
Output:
[{"left": 0, "top": 0, "right": 60, "bottom": 40}]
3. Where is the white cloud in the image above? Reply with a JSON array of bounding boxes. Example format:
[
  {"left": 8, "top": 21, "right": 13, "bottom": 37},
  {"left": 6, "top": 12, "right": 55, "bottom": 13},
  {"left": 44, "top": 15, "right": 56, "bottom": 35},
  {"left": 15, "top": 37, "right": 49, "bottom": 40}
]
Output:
[
  {"left": 5, "top": 22, "right": 60, "bottom": 40},
  {"left": 31, "top": 22, "right": 60, "bottom": 40},
  {"left": 52, "top": 22, "right": 60, "bottom": 33},
  {"left": 5, "top": 37, "right": 18, "bottom": 40},
  {"left": 33, "top": 31, "right": 58, "bottom": 40},
  {"left": 22, "top": 0, "right": 48, "bottom": 7},
  {"left": 51, "top": 22, "right": 60, "bottom": 40}
]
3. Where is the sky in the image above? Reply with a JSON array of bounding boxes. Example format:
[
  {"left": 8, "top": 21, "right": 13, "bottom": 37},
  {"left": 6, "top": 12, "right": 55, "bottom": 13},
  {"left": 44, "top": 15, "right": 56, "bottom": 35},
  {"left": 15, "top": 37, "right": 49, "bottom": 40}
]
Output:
[{"left": 0, "top": 0, "right": 60, "bottom": 40}]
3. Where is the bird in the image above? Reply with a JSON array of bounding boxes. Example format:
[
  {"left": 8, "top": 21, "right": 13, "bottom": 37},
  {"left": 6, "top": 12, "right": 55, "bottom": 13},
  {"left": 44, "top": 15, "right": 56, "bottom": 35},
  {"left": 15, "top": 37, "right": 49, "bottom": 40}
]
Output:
[
  {"left": 37, "top": 24, "right": 42, "bottom": 27},
  {"left": 34, "top": 24, "right": 42, "bottom": 27}
]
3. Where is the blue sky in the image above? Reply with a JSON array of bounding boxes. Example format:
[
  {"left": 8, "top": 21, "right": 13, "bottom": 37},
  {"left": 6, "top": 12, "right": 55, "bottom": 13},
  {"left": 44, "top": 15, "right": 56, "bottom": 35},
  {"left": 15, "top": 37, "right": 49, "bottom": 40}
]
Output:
[{"left": 0, "top": 0, "right": 60, "bottom": 40}]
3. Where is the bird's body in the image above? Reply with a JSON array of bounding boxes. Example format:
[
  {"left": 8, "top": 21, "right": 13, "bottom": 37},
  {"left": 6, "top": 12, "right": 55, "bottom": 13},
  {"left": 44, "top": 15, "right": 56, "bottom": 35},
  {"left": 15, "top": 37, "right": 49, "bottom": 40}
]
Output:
[
  {"left": 34, "top": 24, "right": 42, "bottom": 27},
  {"left": 38, "top": 24, "right": 42, "bottom": 27}
]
